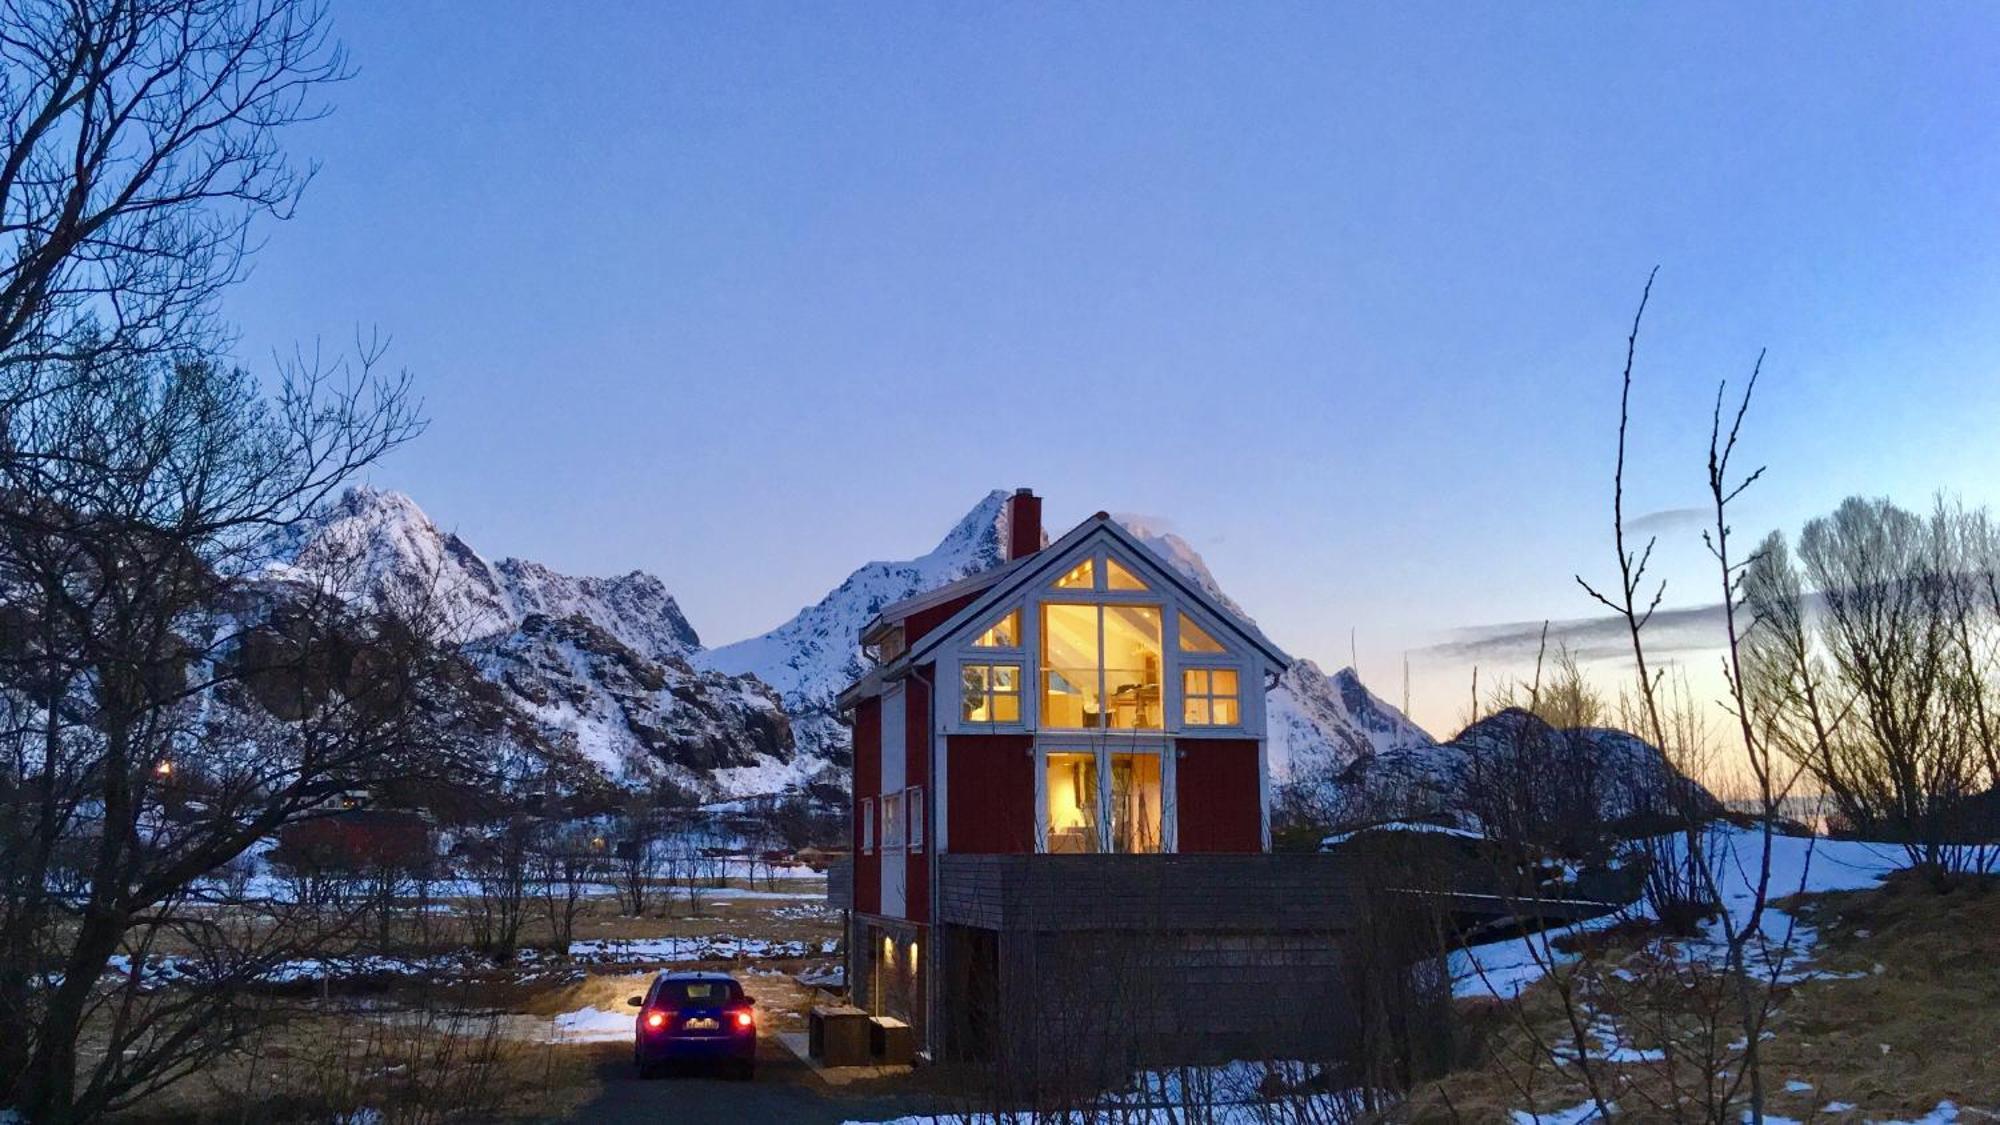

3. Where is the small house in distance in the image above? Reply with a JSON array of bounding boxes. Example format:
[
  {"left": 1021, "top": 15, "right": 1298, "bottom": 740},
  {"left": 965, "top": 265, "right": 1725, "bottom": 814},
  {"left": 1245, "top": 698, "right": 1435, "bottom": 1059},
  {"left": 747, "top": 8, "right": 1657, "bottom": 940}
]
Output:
[{"left": 839, "top": 489, "right": 1344, "bottom": 1065}]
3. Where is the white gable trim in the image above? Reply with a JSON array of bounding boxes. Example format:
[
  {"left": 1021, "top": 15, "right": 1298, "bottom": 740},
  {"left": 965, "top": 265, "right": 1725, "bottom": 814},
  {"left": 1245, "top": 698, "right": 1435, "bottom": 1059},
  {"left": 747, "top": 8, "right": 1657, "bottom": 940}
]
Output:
[{"left": 905, "top": 515, "right": 1289, "bottom": 670}]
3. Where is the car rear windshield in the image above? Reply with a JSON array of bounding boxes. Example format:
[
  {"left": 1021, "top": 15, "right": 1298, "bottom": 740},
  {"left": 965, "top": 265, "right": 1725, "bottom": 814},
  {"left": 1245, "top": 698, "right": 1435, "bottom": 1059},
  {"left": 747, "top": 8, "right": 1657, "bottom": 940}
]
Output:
[{"left": 655, "top": 980, "right": 742, "bottom": 1005}]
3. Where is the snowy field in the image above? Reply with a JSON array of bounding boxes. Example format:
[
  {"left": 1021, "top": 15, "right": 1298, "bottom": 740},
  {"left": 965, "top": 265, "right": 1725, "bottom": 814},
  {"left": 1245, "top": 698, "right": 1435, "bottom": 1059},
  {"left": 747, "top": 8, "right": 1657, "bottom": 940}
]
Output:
[{"left": 1453, "top": 829, "right": 1929, "bottom": 999}]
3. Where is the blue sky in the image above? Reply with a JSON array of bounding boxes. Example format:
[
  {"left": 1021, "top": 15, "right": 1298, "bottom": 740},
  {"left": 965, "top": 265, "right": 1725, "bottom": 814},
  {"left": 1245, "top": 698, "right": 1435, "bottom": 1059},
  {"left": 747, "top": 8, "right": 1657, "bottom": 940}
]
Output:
[{"left": 225, "top": 3, "right": 2000, "bottom": 734}]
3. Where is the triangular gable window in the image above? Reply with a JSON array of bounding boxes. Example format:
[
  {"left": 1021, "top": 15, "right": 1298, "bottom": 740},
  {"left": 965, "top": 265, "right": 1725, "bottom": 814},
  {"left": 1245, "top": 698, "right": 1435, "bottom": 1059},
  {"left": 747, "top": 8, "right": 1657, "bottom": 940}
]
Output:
[
  {"left": 971, "top": 609, "right": 1020, "bottom": 648},
  {"left": 1105, "top": 557, "right": 1149, "bottom": 591},
  {"left": 1179, "top": 612, "right": 1226, "bottom": 653},
  {"left": 1053, "top": 559, "right": 1094, "bottom": 589}
]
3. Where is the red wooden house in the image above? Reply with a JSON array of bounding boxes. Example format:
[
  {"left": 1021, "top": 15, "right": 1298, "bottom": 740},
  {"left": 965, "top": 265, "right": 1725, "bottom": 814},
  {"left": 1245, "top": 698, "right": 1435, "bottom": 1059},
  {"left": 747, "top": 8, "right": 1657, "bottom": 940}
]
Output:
[{"left": 838, "top": 489, "right": 1297, "bottom": 1062}]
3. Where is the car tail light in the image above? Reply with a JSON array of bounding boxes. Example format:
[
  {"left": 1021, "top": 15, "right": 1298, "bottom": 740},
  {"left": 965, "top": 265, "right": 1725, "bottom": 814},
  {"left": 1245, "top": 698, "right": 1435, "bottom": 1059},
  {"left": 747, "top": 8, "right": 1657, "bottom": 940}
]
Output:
[
  {"left": 644, "top": 1010, "right": 668, "bottom": 1030},
  {"left": 733, "top": 1009, "right": 754, "bottom": 1031}
]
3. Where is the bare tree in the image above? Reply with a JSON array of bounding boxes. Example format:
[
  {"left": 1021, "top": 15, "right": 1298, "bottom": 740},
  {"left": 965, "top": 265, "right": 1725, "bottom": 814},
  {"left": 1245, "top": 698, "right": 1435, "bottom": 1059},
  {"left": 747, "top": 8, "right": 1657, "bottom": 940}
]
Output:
[
  {"left": 533, "top": 820, "right": 603, "bottom": 954},
  {"left": 0, "top": 342, "right": 432, "bottom": 1122},
  {"left": 1745, "top": 495, "right": 2000, "bottom": 882},
  {"left": 0, "top": 0, "right": 347, "bottom": 380},
  {"left": 464, "top": 814, "right": 534, "bottom": 964},
  {"left": 612, "top": 801, "right": 666, "bottom": 918}
]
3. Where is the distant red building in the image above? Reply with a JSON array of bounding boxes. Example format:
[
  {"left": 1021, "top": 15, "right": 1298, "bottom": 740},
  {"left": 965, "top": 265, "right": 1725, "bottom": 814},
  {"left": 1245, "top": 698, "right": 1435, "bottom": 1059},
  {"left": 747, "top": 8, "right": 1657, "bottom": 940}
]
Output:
[
  {"left": 838, "top": 489, "right": 1292, "bottom": 1060},
  {"left": 275, "top": 808, "right": 433, "bottom": 872}
]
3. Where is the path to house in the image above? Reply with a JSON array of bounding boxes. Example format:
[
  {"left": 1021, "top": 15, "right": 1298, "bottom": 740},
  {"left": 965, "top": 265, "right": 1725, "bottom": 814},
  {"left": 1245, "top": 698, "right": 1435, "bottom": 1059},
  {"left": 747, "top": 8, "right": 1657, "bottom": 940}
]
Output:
[{"left": 556, "top": 1039, "right": 937, "bottom": 1125}]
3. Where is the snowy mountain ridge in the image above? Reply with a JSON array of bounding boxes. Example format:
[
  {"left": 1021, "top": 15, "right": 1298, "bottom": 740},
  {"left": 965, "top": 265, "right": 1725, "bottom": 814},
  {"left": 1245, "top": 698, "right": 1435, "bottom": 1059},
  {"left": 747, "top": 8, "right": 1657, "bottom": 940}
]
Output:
[
  {"left": 696, "top": 490, "right": 1014, "bottom": 761},
  {"left": 272, "top": 487, "right": 795, "bottom": 798},
  {"left": 273, "top": 486, "right": 703, "bottom": 662}
]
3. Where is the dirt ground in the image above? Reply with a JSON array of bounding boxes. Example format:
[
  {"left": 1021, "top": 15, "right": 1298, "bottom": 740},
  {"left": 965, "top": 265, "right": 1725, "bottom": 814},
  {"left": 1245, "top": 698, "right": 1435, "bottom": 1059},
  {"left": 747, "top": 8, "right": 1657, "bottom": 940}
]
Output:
[{"left": 103, "top": 887, "right": 850, "bottom": 1123}]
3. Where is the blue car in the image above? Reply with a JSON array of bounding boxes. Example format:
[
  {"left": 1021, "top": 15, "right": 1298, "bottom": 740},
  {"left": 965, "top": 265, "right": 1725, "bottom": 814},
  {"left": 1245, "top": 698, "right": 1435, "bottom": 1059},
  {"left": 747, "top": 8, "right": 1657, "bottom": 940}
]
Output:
[{"left": 628, "top": 971, "right": 758, "bottom": 1080}]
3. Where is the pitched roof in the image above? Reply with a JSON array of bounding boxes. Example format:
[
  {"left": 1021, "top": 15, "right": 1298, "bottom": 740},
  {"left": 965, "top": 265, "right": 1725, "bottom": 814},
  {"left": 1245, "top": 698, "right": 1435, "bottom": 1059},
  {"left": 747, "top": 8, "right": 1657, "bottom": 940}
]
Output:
[{"left": 837, "top": 511, "right": 1290, "bottom": 709}]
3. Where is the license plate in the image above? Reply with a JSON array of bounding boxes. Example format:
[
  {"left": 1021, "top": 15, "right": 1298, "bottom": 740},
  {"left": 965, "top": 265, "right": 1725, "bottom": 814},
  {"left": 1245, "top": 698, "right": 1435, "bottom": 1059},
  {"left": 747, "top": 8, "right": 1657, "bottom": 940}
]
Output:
[{"left": 683, "top": 1017, "right": 719, "bottom": 1031}]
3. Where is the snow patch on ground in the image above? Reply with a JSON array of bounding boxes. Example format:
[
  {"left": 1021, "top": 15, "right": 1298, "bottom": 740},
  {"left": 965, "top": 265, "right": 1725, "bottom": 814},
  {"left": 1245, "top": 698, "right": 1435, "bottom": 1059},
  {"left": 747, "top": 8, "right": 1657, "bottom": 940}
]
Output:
[
  {"left": 548, "top": 1005, "right": 636, "bottom": 1044},
  {"left": 1453, "top": 830, "right": 1919, "bottom": 999},
  {"left": 558, "top": 935, "right": 837, "bottom": 967}
]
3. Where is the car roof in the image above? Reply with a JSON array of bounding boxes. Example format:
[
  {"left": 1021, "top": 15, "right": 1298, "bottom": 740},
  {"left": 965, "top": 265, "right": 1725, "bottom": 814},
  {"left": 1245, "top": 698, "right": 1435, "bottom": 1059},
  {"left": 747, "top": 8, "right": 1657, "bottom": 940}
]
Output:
[{"left": 652, "top": 970, "right": 738, "bottom": 982}]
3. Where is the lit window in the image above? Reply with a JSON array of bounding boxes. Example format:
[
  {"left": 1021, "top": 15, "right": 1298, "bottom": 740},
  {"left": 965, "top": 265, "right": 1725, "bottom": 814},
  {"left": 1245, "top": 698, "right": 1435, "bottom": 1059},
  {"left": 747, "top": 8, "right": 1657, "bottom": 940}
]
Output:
[
  {"left": 1110, "top": 752, "right": 1164, "bottom": 853},
  {"left": 860, "top": 798, "right": 876, "bottom": 854},
  {"left": 1045, "top": 752, "right": 1099, "bottom": 853},
  {"left": 1182, "top": 668, "right": 1240, "bottom": 726},
  {"left": 962, "top": 663, "right": 1022, "bottom": 723},
  {"left": 1053, "top": 559, "right": 1095, "bottom": 589},
  {"left": 1105, "top": 557, "right": 1149, "bottom": 590},
  {"left": 971, "top": 609, "right": 1020, "bottom": 648},
  {"left": 1178, "top": 612, "right": 1225, "bottom": 653},
  {"left": 908, "top": 786, "right": 924, "bottom": 849},
  {"left": 883, "top": 790, "right": 905, "bottom": 849},
  {"left": 1039, "top": 603, "right": 1164, "bottom": 730}
]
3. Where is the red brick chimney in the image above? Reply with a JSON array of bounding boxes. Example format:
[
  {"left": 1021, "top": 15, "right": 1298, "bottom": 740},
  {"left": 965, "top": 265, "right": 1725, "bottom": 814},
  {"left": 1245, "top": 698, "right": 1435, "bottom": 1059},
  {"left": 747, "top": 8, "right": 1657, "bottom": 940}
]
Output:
[{"left": 1005, "top": 488, "right": 1042, "bottom": 562}]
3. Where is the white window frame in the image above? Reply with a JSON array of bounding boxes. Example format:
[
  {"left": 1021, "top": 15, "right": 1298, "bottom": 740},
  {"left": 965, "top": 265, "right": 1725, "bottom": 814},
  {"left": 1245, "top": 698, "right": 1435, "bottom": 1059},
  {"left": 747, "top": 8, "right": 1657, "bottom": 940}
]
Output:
[
  {"left": 1032, "top": 738, "right": 1176, "bottom": 855},
  {"left": 1180, "top": 664, "right": 1247, "bottom": 729},
  {"left": 959, "top": 659, "right": 1025, "bottom": 726},
  {"left": 883, "top": 789, "right": 905, "bottom": 850},
  {"left": 937, "top": 541, "right": 1268, "bottom": 740},
  {"left": 859, "top": 797, "right": 876, "bottom": 855},
  {"left": 908, "top": 785, "right": 925, "bottom": 851}
]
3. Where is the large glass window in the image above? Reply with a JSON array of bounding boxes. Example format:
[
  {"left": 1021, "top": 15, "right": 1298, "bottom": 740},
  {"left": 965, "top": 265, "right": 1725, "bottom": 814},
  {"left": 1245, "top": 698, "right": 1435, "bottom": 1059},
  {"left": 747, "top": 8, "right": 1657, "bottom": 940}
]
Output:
[
  {"left": 961, "top": 663, "right": 1021, "bottom": 723},
  {"left": 1182, "top": 668, "right": 1240, "bottom": 726},
  {"left": 1044, "top": 752, "right": 1099, "bottom": 853},
  {"left": 1178, "top": 612, "right": 1225, "bottom": 653},
  {"left": 1103, "top": 606, "right": 1163, "bottom": 729},
  {"left": 1053, "top": 560, "right": 1094, "bottom": 589},
  {"left": 1110, "top": 752, "right": 1164, "bottom": 853},
  {"left": 1040, "top": 603, "right": 1163, "bottom": 730},
  {"left": 971, "top": 610, "right": 1019, "bottom": 648},
  {"left": 1040, "top": 603, "right": 1101, "bottom": 728},
  {"left": 1105, "top": 557, "right": 1149, "bottom": 590}
]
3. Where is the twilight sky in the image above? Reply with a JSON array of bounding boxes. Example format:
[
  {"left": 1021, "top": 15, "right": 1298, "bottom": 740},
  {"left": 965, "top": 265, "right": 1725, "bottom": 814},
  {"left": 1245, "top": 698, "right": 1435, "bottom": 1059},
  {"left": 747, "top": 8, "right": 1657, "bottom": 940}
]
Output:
[{"left": 224, "top": 3, "right": 2000, "bottom": 737}]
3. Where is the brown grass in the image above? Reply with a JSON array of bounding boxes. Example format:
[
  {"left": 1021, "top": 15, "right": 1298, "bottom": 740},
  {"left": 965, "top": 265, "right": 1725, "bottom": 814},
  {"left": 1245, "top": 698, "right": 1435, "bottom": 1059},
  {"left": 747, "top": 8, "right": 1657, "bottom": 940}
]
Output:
[{"left": 1404, "top": 877, "right": 2000, "bottom": 1122}]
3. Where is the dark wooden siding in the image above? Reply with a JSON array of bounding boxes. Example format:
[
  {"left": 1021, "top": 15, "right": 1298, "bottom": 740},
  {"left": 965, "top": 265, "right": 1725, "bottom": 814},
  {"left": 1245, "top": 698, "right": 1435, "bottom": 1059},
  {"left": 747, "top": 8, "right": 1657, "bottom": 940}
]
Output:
[
  {"left": 946, "top": 734, "right": 1035, "bottom": 854},
  {"left": 1176, "top": 738, "right": 1262, "bottom": 853},
  {"left": 937, "top": 853, "right": 1358, "bottom": 932},
  {"left": 852, "top": 696, "right": 881, "bottom": 915},
  {"left": 905, "top": 592, "right": 981, "bottom": 646}
]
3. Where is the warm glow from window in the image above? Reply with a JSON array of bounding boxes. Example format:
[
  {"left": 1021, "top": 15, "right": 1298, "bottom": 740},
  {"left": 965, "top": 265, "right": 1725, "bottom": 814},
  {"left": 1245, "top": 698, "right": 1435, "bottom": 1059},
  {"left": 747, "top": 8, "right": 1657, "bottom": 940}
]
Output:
[
  {"left": 1054, "top": 559, "right": 1095, "bottom": 589},
  {"left": 1103, "top": 606, "right": 1163, "bottom": 729},
  {"left": 1182, "top": 668, "right": 1240, "bottom": 726},
  {"left": 971, "top": 609, "right": 1020, "bottom": 648},
  {"left": 1105, "top": 557, "right": 1148, "bottom": 590},
  {"left": 1044, "top": 751, "right": 1100, "bottom": 852},
  {"left": 1041, "top": 604, "right": 1100, "bottom": 728},
  {"left": 1110, "top": 752, "right": 1164, "bottom": 853},
  {"left": 1178, "top": 613, "right": 1225, "bottom": 653},
  {"left": 962, "top": 663, "right": 1021, "bottom": 723},
  {"left": 1040, "top": 603, "right": 1162, "bottom": 729}
]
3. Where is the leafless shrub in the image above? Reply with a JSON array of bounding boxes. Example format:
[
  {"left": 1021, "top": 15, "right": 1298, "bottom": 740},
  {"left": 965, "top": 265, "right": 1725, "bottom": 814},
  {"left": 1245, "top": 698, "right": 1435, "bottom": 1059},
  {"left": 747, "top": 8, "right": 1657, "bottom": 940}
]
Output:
[{"left": 1745, "top": 496, "right": 2000, "bottom": 884}]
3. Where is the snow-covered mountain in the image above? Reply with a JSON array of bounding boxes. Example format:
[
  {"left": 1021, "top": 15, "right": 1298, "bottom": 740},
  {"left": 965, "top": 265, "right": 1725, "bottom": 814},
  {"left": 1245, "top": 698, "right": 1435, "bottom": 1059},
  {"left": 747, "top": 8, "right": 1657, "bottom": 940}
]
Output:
[
  {"left": 273, "top": 485, "right": 1701, "bottom": 826},
  {"left": 272, "top": 487, "right": 794, "bottom": 798},
  {"left": 698, "top": 493, "right": 1432, "bottom": 781},
  {"left": 275, "top": 487, "right": 704, "bottom": 661},
  {"left": 697, "top": 490, "right": 1015, "bottom": 761},
  {"left": 1268, "top": 661, "right": 1435, "bottom": 781},
  {"left": 1324, "top": 707, "right": 1721, "bottom": 834}
]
